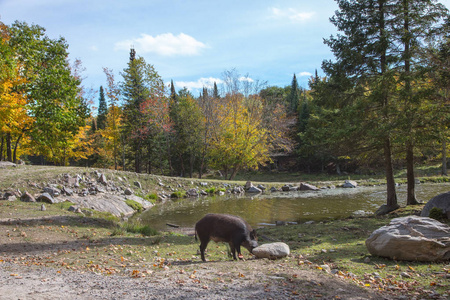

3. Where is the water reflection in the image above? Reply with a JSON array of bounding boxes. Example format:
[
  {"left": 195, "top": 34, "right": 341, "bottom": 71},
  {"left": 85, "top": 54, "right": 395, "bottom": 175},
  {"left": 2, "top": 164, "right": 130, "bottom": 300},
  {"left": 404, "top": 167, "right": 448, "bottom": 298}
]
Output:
[{"left": 139, "top": 183, "right": 449, "bottom": 231}]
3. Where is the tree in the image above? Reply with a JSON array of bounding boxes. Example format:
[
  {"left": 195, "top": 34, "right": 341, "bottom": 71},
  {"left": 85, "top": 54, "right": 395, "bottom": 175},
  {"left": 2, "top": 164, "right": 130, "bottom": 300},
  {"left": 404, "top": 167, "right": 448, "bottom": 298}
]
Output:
[
  {"left": 97, "top": 86, "right": 108, "bottom": 130},
  {"left": 170, "top": 93, "right": 204, "bottom": 177},
  {"left": 121, "top": 49, "right": 166, "bottom": 173},
  {"left": 102, "top": 67, "right": 122, "bottom": 170},
  {"left": 6, "top": 21, "right": 89, "bottom": 165},
  {"left": 321, "top": 0, "right": 401, "bottom": 212},
  {"left": 391, "top": 0, "right": 448, "bottom": 205},
  {"left": 287, "top": 73, "right": 300, "bottom": 113}
]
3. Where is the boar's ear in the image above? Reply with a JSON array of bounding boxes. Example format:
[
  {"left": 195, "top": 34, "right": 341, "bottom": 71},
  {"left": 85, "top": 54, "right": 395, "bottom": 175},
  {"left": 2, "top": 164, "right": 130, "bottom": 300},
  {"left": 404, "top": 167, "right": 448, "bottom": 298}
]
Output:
[{"left": 251, "top": 229, "right": 257, "bottom": 239}]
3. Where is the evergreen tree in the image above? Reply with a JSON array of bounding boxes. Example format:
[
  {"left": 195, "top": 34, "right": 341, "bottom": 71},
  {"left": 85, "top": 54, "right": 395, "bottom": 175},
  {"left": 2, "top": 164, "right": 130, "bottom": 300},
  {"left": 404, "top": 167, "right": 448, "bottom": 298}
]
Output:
[
  {"left": 391, "top": 0, "right": 448, "bottom": 205},
  {"left": 121, "top": 48, "right": 165, "bottom": 173},
  {"left": 97, "top": 86, "right": 107, "bottom": 130},
  {"left": 287, "top": 73, "right": 299, "bottom": 113},
  {"left": 213, "top": 82, "right": 220, "bottom": 99},
  {"left": 319, "top": 0, "right": 401, "bottom": 212}
]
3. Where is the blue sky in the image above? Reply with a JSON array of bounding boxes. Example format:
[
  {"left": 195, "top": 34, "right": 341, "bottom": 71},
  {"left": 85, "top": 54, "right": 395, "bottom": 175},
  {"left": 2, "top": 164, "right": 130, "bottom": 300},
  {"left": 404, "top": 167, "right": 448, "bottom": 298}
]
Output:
[{"left": 1, "top": 0, "right": 449, "bottom": 99}]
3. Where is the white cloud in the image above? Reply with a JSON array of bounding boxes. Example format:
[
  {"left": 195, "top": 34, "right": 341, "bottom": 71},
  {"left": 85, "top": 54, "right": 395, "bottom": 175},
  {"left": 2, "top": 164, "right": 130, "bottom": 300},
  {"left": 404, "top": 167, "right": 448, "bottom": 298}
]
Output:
[
  {"left": 270, "top": 7, "right": 315, "bottom": 22},
  {"left": 115, "top": 33, "right": 207, "bottom": 56},
  {"left": 298, "top": 71, "right": 313, "bottom": 77},
  {"left": 239, "top": 76, "right": 254, "bottom": 83},
  {"left": 175, "top": 77, "right": 223, "bottom": 90},
  {"left": 89, "top": 45, "right": 98, "bottom": 51}
]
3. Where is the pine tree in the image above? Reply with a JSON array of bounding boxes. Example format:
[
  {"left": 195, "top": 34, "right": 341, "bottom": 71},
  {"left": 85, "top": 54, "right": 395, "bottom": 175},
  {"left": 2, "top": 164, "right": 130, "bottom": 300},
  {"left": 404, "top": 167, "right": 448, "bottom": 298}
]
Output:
[
  {"left": 287, "top": 74, "right": 299, "bottom": 113},
  {"left": 97, "top": 86, "right": 107, "bottom": 130}
]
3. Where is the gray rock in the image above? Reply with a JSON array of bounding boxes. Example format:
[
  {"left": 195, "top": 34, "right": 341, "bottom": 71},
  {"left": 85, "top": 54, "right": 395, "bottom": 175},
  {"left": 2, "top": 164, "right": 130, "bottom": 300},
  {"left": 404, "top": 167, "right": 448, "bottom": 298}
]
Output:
[
  {"left": 421, "top": 191, "right": 450, "bottom": 218},
  {"left": 98, "top": 173, "right": 107, "bottom": 185},
  {"left": 124, "top": 188, "right": 133, "bottom": 195},
  {"left": 270, "top": 187, "right": 279, "bottom": 192},
  {"left": 62, "top": 186, "right": 74, "bottom": 196},
  {"left": 247, "top": 186, "right": 262, "bottom": 193},
  {"left": 65, "top": 194, "right": 135, "bottom": 217},
  {"left": 366, "top": 216, "right": 450, "bottom": 261},
  {"left": 124, "top": 194, "right": 154, "bottom": 210},
  {"left": 43, "top": 186, "right": 61, "bottom": 197},
  {"left": 253, "top": 242, "right": 290, "bottom": 259},
  {"left": 68, "top": 205, "right": 78, "bottom": 212},
  {"left": 40, "top": 204, "right": 46, "bottom": 211},
  {"left": 343, "top": 180, "right": 358, "bottom": 188},
  {"left": 257, "top": 184, "right": 266, "bottom": 191},
  {"left": 134, "top": 181, "right": 142, "bottom": 189},
  {"left": 20, "top": 191, "right": 36, "bottom": 202},
  {"left": 37, "top": 192, "right": 56, "bottom": 204},
  {"left": 299, "top": 182, "right": 319, "bottom": 191},
  {"left": 245, "top": 181, "right": 253, "bottom": 190},
  {"left": 186, "top": 188, "right": 199, "bottom": 197}
]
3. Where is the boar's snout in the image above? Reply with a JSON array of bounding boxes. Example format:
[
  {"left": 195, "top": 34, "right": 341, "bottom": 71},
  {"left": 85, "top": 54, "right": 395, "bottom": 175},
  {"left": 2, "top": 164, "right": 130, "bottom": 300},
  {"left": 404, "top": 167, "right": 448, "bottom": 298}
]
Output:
[{"left": 249, "top": 240, "right": 258, "bottom": 253}]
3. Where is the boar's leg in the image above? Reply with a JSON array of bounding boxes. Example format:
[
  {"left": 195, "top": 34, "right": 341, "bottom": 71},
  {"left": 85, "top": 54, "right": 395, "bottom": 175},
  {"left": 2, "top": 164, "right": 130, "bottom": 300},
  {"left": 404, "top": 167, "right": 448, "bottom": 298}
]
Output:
[{"left": 199, "top": 238, "right": 210, "bottom": 262}]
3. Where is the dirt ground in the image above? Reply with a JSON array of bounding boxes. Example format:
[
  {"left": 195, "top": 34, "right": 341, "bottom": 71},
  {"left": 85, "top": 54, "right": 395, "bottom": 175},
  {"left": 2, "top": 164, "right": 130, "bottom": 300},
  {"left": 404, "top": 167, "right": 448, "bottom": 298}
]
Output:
[{"left": 0, "top": 217, "right": 391, "bottom": 300}]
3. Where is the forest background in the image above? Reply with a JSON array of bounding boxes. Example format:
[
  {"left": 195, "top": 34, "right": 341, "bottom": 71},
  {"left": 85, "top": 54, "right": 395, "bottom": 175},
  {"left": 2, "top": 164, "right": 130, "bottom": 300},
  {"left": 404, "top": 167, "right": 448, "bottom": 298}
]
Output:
[{"left": 1, "top": 0, "right": 449, "bottom": 212}]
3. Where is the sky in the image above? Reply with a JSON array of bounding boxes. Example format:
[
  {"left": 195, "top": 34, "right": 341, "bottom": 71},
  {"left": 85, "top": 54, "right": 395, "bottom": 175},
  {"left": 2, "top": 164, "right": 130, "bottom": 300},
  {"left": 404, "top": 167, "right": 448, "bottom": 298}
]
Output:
[{"left": 1, "top": 0, "right": 449, "bottom": 100}]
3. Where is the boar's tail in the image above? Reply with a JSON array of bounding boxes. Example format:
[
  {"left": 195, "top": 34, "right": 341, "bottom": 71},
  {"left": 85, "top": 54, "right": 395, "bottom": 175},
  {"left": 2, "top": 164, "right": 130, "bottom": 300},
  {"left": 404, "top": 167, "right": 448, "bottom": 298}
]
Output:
[{"left": 194, "top": 230, "right": 198, "bottom": 241}]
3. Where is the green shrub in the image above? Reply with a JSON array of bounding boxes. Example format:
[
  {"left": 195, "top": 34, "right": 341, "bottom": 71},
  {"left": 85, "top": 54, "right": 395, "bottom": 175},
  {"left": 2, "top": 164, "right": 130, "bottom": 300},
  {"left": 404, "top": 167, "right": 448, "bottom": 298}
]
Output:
[
  {"left": 205, "top": 187, "right": 216, "bottom": 194},
  {"left": 120, "top": 219, "right": 157, "bottom": 236},
  {"left": 170, "top": 191, "right": 185, "bottom": 198},
  {"left": 144, "top": 193, "right": 158, "bottom": 203},
  {"left": 429, "top": 207, "right": 444, "bottom": 220},
  {"left": 125, "top": 199, "right": 143, "bottom": 212}
]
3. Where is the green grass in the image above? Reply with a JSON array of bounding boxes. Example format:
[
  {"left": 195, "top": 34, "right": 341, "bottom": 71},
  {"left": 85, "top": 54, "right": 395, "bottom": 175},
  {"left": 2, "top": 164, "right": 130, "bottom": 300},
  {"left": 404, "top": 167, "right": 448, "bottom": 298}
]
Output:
[{"left": 125, "top": 199, "right": 144, "bottom": 212}]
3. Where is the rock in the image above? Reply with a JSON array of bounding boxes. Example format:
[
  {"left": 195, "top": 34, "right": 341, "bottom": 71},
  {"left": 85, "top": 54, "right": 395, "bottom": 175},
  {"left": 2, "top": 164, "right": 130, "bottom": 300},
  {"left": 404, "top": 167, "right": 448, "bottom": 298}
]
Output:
[
  {"left": 253, "top": 242, "right": 290, "bottom": 259},
  {"left": 186, "top": 188, "right": 199, "bottom": 197},
  {"left": 62, "top": 186, "right": 74, "bottom": 196},
  {"left": 244, "top": 181, "right": 253, "bottom": 190},
  {"left": 20, "top": 191, "right": 36, "bottom": 202},
  {"left": 299, "top": 182, "right": 319, "bottom": 191},
  {"left": 124, "top": 194, "right": 154, "bottom": 210},
  {"left": 257, "top": 184, "right": 266, "bottom": 191},
  {"left": 343, "top": 180, "right": 358, "bottom": 188},
  {"left": 320, "top": 264, "right": 331, "bottom": 273},
  {"left": 37, "top": 192, "right": 57, "bottom": 204},
  {"left": 65, "top": 194, "right": 135, "bottom": 217},
  {"left": 281, "top": 185, "right": 296, "bottom": 191},
  {"left": 421, "top": 191, "right": 450, "bottom": 218},
  {"left": 365, "top": 216, "right": 450, "bottom": 261},
  {"left": 68, "top": 205, "right": 78, "bottom": 212},
  {"left": 231, "top": 186, "right": 244, "bottom": 194},
  {"left": 200, "top": 190, "right": 208, "bottom": 196},
  {"left": 124, "top": 188, "right": 133, "bottom": 195},
  {"left": 270, "top": 187, "right": 278, "bottom": 192},
  {"left": 275, "top": 221, "right": 286, "bottom": 226},
  {"left": 43, "top": 186, "right": 61, "bottom": 197},
  {"left": 40, "top": 204, "right": 46, "bottom": 211},
  {"left": 98, "top": 173, "right": 107, "bottom": 185},
  {"left": 247, "top": 186, "right": 262, "bottom": 193},
  {"left": 134, "top": 181, "right": 142, "bottom": 189},
  {"left": 304, "top": 221, "right": 315, "bottom": 225},
  {"left": 375, "top": 204, "right": 400, "bottom": 216}
]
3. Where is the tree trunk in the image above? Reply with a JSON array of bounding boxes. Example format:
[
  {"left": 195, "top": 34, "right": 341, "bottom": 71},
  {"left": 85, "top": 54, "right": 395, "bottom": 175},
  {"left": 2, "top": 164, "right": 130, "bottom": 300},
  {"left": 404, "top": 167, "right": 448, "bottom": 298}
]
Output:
[
  {"left": 13, "top": 134, "right": 23, "bottom": 164},
  {"left": 0, "top": 135, "right": 4, "bottom": 161},
  {"left": 189, "top": 152, "right": 194, "bottom": 178},
  {"left": 442, "top": 138, "right": 448, "bottom": 176},
  {"left": 406, "top": 141, "right": 419, "bottom": 205},
  {"left": 384, "top": 137, "right": 398, "bottom": 210},
  {"left": 6, "top": 133, "right": 12, "bottom": 162}
]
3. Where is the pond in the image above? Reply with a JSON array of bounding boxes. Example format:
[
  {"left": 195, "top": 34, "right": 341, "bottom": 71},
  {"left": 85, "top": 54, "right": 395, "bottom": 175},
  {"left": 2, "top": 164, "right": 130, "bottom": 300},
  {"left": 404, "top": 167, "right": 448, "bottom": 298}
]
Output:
[{"left": 138, "top": 183, "right": 450, "bottom": 231}]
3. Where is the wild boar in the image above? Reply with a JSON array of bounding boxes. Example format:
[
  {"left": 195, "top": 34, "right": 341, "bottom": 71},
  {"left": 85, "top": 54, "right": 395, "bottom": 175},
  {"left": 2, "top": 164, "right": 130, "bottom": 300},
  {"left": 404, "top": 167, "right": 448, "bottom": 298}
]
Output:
[{"left": 195, "top": 213, "right": 258, "bottom": 261}]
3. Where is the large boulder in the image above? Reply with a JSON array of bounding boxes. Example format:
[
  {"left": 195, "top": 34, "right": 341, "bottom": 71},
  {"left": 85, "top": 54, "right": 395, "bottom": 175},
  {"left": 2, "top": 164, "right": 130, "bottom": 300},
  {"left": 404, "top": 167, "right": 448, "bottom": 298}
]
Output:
[
  {"left": 247, "top": 186, "right": 262, "bottom": 193},
  {"left": 252, "top": 242, "right": 290, "bottom": 259},
  {"left": 342, "top": 180, "right": 358, "bottom": 188},
  {"left": 299, "top": 182, "right": 319, "bottom": 191},
  {"left": 421, "top": 191, "right": 450, "bottom": 219},
  {"left": 366, "top": 216, "right": 450, "bottom": 261}
]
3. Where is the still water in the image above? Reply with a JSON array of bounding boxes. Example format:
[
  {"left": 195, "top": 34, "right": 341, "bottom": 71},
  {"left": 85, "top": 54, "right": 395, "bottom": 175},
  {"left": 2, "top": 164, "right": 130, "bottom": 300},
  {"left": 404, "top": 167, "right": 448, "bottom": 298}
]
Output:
[{"left": 139, "top": 183, "right": 450, "bottom": 231}]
